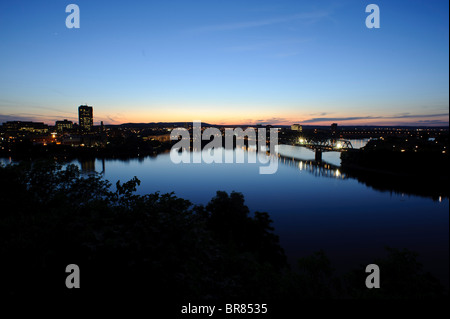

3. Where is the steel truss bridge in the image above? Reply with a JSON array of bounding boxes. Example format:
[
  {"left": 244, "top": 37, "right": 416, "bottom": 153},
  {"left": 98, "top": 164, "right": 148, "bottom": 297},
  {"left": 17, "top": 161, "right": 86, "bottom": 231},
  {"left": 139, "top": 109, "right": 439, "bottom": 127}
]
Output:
[{"left": 295, "top": 138, "right": 353, "bottom": 161}]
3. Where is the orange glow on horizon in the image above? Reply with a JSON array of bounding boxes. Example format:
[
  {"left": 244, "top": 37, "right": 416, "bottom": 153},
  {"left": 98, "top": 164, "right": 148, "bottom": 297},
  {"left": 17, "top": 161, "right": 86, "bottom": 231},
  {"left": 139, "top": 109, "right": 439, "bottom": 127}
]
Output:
[{"left": 14, "top": 107, "right": 449, "bottom": 127}]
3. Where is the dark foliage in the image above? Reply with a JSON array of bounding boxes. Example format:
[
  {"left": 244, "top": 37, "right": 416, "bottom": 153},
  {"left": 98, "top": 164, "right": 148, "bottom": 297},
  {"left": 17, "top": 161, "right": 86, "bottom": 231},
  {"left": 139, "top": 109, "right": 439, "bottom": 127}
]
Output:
[{"left": 0, "top": 161, "right": 288, "bottom": 300}]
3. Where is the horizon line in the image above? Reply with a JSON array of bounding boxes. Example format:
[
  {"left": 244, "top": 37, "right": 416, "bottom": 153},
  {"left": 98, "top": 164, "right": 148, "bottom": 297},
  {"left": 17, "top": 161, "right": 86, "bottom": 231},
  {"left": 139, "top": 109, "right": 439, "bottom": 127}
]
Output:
[{"left": 1, "top": 119, "right": 449, "bottom": 129}]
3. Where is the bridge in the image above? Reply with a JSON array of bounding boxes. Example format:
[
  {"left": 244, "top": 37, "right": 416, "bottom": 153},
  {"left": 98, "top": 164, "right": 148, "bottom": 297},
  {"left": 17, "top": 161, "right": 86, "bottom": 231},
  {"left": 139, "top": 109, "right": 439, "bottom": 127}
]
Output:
[{"left": 295, "top": 137, "right": 353, "bottom": 161}]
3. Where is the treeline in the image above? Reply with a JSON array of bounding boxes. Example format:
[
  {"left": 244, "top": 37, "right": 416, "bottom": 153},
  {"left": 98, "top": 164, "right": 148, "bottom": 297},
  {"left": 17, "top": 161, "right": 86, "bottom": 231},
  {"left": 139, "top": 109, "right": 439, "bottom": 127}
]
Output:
[
  {"left": 0, "top": 162, "right": 446, "bottom": 300},
  {"left": 340, "top": 137, "right": 449, "bottom": 198},
  {"left": 0, "top": 138, "right": 175, "bottom": 160}
]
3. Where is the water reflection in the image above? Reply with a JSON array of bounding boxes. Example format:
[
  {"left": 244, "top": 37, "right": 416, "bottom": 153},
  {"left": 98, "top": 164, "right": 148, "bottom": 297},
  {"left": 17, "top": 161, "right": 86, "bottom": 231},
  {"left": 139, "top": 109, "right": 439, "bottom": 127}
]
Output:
[
  {"left": 79, "top": 158, "right": 105, "bottom": 174},
  {"left": 349, "top": 138, "right": 371, "bottom": 149},
  {"left": 278, "top": 155, "right": 346, "bottom": 179},
  {"left": 80, "top": 158, "right": 95, "bottom": 173},
  {"left": 0, "top": 157, "right": 13, "bottom": 166},
  {"left": 78, "top": 150, "right": 346, "bottom": 180}
]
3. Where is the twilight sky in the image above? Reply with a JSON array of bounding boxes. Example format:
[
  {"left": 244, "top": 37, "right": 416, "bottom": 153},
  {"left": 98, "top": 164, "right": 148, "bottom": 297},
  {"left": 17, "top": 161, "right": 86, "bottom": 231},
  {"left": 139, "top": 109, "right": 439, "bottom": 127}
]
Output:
[{"left": 0, "top": 0, "right": 448, "bottom": 126}]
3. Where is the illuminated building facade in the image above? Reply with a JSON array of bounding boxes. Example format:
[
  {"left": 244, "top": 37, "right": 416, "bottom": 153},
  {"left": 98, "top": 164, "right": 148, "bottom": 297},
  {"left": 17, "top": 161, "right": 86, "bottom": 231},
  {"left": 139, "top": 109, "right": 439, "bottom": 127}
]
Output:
[
  {"left": 56, "top": 119, "right": 73, "bottom": 132},
  {"left": 78, "top": 105, "right": 93, "bottom": 131}
]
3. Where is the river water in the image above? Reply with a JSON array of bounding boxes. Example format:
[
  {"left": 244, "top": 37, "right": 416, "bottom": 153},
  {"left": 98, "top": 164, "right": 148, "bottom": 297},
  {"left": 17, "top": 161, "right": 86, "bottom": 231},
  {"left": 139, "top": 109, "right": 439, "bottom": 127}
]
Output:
[
  {"left": 1, "top": 140, "right": 448, "bottom": 286},
  {"left": 71, "top": 143, "right": 448, "bottom": 286}
]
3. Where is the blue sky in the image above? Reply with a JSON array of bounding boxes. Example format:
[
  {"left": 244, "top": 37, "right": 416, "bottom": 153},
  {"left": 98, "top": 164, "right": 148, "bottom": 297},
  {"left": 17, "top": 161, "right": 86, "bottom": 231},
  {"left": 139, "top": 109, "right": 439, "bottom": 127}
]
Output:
[{"left": 0, "top": 0, "right": 448, "bottom": 126}]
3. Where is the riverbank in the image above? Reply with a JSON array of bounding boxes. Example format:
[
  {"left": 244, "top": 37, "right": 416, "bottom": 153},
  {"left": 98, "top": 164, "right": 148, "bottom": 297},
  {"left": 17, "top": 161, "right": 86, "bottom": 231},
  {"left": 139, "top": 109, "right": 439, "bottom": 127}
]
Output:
[{"left": 341, "top": 149, "right": 448, "bottom": 199}]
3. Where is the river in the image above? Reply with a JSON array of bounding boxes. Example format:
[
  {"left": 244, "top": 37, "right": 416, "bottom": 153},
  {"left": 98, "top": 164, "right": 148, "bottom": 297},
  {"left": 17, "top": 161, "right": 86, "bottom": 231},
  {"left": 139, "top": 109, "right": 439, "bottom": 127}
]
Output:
[
  {"left": 70, "top": 142, "right": 449, "bottom": 286},
  {"left": 1, "top": 140, "right": 448, "bottom": 286}
]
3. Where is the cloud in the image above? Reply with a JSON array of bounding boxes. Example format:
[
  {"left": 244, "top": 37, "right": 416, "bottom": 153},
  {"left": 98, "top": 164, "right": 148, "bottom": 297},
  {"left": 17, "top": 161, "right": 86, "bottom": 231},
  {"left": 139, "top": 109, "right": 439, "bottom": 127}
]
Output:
[
  {"left": 275, "top": 51, "right": 301, "bottom": 58},
  {"left": 222, "top": 38, "right": 311, "bottom": 57},
  {"left": 0, "top": 102, "right": 76, "bottom": 116},
  {"left": 0, "top": 112, "right": 78, "bottom": 125},
  {"left": 218, "top": 117, "right": 291, "bottom": 125},
  {"left": 0, "top": 114, "right": 31, "bottom": 124},
  {"left": 303, "top": 116, "right": 381, "bottom": 123},
  {"left": 106, "top": 113, "right": 128, "bottom": 125},
  {"left": 309, "top": 112, "right": 331, "bottom": 116},
  {"left": 252, "top": 117, "right": 290, "bottom": 125},
  {"left": 188, "top": 11, "right": 330, "bottom": 33},
  {"left": 302, "top": 113, "right": 449, "bottom": 123},
  {"left": 416, "top": 120, "right": 449, "bottom": 125}
]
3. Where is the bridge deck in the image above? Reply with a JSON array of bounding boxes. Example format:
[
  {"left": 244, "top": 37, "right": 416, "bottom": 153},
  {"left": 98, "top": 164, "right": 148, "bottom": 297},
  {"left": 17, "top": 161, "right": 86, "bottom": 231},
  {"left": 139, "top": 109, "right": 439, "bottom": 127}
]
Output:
[{"left": 295, "top": 139, "right": 353, "bottom": 153}]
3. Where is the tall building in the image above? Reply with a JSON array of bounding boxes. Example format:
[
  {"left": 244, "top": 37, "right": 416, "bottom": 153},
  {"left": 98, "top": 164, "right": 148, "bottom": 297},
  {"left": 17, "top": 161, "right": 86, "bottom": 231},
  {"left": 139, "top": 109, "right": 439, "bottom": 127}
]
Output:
[
  {"left": 78, "top": 105, "right": 93, "bottom": 131},
  {"left": 331, "top": 123, "right": 338, "bottom": 135}
]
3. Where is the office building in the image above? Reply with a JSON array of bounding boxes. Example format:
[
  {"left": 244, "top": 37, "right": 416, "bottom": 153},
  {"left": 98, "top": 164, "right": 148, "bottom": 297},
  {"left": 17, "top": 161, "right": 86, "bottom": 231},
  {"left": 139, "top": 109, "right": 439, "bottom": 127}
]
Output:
[
  {"left": 55, "top": 119, "right": 73, "bottom": 132},
  {"left": 78, "top": 105, "right": 93, "bottom": 131},
  {"left": 331, "top": 123, "right": 338, "bottom": 135},
  {"left": 291, "top": 124, "right": 303, "bottom": 132},
  {"left": 3, "top": 121, "right": 49, "bottom": 134}
]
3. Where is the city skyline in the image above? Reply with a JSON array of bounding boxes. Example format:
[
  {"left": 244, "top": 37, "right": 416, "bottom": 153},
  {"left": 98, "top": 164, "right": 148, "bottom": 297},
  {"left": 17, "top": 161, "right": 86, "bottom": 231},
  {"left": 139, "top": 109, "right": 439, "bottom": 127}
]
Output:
[{"left": 0, "top": 0, "right": 448, "bottom": 127}]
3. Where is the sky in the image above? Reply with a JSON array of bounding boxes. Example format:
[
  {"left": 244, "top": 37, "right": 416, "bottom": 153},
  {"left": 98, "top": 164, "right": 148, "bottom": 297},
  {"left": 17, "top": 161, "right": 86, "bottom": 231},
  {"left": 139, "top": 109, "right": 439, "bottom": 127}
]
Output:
[{"left": 0, "top": 0, "right": 448, "bottom": 126}]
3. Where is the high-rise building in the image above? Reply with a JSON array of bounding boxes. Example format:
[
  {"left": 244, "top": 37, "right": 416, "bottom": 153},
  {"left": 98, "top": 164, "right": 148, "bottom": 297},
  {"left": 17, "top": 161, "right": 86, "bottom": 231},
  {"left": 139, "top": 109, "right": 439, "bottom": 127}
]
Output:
[
  {"left": 78, "top": 105, "right": 93, "bottom": 131},
  {"left": 291, "top": 124, "right": 302, "bottom": 132},
  {"left": 331, "top": 123, "right": 338, "bottom": 135}
]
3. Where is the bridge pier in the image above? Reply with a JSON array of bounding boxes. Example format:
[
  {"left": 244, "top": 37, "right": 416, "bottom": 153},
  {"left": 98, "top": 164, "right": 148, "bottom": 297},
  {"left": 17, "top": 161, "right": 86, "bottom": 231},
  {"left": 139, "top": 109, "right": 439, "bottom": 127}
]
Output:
[{"left": 315, "top": 150, "right": 322, "bottom": 162}]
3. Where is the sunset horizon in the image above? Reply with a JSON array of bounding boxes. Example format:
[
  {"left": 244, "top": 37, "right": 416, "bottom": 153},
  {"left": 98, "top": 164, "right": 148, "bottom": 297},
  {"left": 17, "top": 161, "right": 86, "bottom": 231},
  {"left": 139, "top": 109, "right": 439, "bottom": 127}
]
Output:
[
  {"left": 1, "top": 105, "right": 448, "bottom": 127},
  {"left": 1, "top": 1, "right": 448, "bottom": 128}
]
